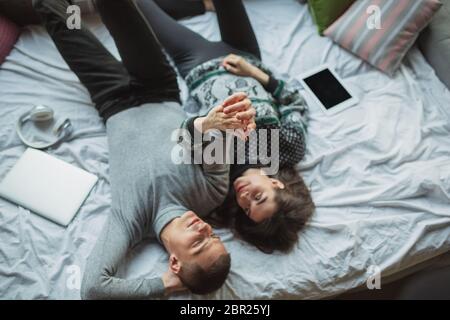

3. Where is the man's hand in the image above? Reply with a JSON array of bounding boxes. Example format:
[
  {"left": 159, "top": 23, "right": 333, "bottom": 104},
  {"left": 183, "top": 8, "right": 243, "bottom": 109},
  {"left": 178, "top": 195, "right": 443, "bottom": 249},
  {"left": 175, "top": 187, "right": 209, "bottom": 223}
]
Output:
[
  {"left": 223, "top": 92, "right": 257, "bottom": 139},
  {"left": 194, "top": 92, "right": 256, "bottom": 136},
  {"left": 222, "top": 54, "right": 270, "bottom": 86},
  {"left": 162, "top": 269, "right": 186, "bottom": 296},
  {"left": 194, "top": 105, "right": 248, "bottom": 132}
]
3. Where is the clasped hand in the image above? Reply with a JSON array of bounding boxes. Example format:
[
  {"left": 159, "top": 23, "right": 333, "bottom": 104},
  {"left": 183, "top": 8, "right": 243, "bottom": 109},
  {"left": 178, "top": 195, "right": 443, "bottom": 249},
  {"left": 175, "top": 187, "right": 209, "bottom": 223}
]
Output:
[{"left": 194, "top": 92, "right": 257, "bottom": 140}]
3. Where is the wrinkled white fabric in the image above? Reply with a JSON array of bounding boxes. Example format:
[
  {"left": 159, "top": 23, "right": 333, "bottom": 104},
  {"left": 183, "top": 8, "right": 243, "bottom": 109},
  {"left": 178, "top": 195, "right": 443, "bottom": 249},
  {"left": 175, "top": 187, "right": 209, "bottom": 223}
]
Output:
[{"left": 0, "top": 1, "right": 449, "bottom": 299}]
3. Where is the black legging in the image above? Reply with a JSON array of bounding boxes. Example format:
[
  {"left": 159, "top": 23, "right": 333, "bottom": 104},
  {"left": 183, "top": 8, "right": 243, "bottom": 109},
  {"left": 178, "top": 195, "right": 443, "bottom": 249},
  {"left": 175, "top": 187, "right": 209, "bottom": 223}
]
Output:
[
  {"left": 34, "top": 0, "right": 180, "bottom": 121},
  {"left": 151, "top": 0, "right": 207, "bottom": 20},
  {"left": 136, "top": 0, "right": 261, "bottom": 78}
]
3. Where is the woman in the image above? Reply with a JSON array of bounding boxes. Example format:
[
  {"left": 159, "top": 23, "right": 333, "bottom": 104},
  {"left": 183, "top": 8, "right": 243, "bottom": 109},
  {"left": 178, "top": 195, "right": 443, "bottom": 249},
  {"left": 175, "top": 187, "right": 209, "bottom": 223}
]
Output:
[{"left": 137, "top": 0, "right": 315, "bottom": 253}]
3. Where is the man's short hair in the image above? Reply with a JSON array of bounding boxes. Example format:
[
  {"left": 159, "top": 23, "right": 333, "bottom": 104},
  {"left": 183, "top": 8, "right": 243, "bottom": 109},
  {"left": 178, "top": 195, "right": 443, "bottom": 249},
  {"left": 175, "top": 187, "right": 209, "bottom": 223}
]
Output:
[{"left": 178, "top": 253, "right": 231, "bottom": 295}]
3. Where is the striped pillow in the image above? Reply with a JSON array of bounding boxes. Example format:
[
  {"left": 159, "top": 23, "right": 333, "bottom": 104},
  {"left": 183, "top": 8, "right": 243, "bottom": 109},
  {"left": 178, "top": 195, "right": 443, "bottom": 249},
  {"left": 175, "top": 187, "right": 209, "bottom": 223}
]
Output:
[
  {"left": 0, "top": 15, "right": 20, "bottom": 65},
  {"left": 324, "top": 0, "right": 443, "bottom": 75}
]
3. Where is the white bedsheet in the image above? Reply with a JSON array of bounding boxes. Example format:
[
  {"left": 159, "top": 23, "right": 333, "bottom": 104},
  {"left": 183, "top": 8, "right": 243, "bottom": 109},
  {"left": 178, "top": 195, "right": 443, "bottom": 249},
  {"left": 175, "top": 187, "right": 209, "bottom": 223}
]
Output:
[{"left": 0, "top": 0, "right": 449, "bottom": 299}]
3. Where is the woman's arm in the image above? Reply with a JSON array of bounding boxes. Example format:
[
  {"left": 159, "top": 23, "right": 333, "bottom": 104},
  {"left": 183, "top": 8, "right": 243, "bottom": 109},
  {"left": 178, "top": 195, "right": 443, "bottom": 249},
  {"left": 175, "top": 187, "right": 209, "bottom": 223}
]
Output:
[
  {"left": 222, "top": 54, "right": 281, "bottom": 94},
  {"left": 276, "top": 80, "right": 310, "bottom": 166},
  {"left": 221, "top": 54, "right": 310, "bottom": 165},
  {"left": 278, "top": 112, "right": 309, "bottom": 167},
  {"left": 222, "top": 54, "right": 269, "bottom": 85}
]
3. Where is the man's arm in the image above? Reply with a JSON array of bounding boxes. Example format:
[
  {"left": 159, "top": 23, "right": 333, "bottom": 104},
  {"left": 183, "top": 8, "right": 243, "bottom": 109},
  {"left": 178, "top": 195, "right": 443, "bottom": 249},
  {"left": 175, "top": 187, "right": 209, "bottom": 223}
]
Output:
[
  {"left": 180, "top": 116, "right": 230, "bottom": 177},
  {"left": 80, "top": 212, "right": 165, "bottom": 300}
]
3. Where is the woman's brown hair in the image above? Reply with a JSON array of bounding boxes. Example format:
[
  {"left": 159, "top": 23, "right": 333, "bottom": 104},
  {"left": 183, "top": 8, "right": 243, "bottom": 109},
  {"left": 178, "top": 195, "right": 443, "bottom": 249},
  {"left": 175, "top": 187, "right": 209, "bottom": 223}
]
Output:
[{"left": 208, "top": 167, "right": 315, "bottom": 253}]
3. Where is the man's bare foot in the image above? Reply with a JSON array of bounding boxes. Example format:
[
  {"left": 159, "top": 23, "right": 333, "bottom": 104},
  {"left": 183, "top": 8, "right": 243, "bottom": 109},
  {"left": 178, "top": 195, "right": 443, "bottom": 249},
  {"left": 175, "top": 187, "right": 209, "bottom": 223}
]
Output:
[{"left": 203, "top": 0, "right": 215, "bottom": 12}]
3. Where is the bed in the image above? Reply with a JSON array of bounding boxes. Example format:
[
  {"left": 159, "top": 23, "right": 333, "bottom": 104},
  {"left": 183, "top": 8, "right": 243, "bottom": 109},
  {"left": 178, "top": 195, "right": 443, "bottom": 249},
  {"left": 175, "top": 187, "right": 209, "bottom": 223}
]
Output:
[{"left": 1, "top": 0, "right": 449, "bottom": 300}]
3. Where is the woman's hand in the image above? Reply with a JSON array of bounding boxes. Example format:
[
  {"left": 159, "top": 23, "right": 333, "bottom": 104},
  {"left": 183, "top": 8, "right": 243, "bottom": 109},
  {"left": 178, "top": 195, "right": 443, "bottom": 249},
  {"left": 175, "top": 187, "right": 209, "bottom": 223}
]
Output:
[
  {"left": 222, "top": 54, "right": 255, "bottom": 77},
  {"left": 194, "top": 92, "right": 256, "bottom": 135},
  {"left": 162, "top": 269, "right": 187, "bottom": 295},
  {"left": 222, "top": 54, "right": 270, "bottom": 86},
  {"left": 222, "top": 93, "right": 257, "bottom": 139}
]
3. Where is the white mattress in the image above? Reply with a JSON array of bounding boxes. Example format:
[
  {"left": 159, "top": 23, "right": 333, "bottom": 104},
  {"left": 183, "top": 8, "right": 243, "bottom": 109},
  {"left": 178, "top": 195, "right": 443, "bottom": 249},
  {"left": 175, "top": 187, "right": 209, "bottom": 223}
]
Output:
[{"left": 0, "top": 0, "right": 449, "bottom": 300}]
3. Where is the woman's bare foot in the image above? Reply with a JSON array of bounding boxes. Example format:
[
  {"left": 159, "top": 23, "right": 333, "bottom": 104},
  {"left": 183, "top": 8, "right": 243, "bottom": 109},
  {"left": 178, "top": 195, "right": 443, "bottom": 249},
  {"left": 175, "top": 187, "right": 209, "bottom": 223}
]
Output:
[{"left": 203, "top": 0, "right": 215, "bottom": 12}]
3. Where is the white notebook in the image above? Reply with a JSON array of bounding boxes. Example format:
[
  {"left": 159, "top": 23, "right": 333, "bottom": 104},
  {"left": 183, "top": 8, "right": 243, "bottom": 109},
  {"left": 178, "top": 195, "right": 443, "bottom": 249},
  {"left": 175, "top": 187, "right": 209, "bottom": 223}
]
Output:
[{"left": 0, "top": 148, "right": 98, "bottom": 226}]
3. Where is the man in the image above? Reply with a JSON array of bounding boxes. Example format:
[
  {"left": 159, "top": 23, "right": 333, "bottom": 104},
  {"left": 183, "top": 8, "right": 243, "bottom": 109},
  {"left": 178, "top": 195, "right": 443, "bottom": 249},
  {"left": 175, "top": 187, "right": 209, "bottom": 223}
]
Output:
[{"left": 33, "top": 0, "right": 254, "bottom": 298}]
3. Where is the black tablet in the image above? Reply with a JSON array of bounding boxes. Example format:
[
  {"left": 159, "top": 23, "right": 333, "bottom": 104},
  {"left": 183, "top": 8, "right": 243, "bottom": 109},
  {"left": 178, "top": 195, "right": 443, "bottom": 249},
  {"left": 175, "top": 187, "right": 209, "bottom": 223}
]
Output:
[{"left": 299, "top": 64, "right": 358, "bottom": 115}]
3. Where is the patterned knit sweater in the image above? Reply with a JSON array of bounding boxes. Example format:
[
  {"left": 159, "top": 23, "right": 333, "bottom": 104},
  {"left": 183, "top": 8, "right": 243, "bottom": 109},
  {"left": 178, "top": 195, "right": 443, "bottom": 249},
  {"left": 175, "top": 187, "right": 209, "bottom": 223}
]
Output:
[{"left": 181, "top": 55, "right": 309, "bottom": 177}]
